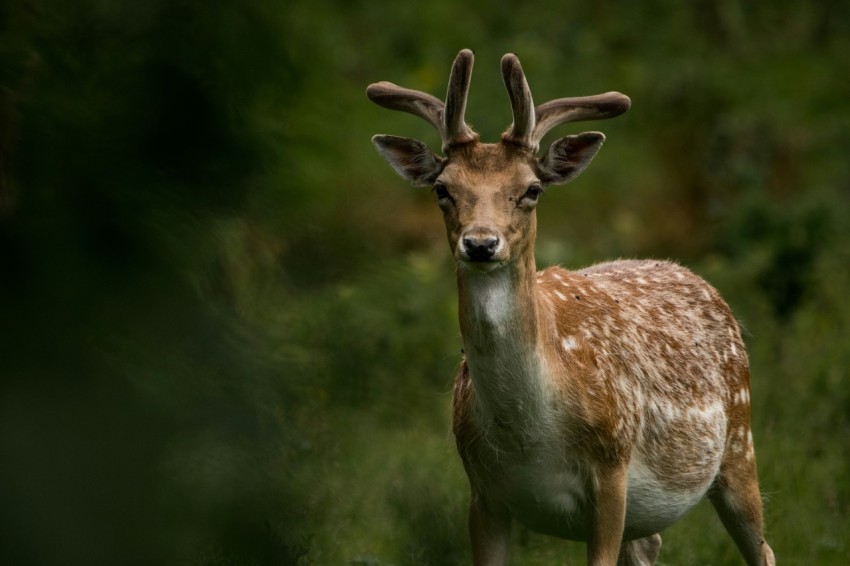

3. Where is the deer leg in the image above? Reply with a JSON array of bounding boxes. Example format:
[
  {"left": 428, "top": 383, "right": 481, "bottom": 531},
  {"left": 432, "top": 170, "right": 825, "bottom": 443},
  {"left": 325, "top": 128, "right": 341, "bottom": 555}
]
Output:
[
  {"left": 708, "top": 458, "right": 775, "bottom": 566},
  {"left": 469, "top": 497, "right": 511, "bottom": 566},
  {"left": 587, "top": 463, "right": 629, "bottom": 566},
  {"left": 617, "top": 533, "right": 662, "bottom": 566}
]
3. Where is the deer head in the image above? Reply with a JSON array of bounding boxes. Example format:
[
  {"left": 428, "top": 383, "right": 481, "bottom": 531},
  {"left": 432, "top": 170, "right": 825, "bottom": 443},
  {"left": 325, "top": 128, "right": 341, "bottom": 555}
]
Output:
[{"left": 368, "top": 49, "right": 630, "bottom": 271}]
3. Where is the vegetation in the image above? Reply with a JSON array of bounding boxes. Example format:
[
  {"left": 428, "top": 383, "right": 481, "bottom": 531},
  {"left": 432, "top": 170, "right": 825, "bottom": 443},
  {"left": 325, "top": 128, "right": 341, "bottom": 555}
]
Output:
[{"left": 1, "top": 1, "right": 848, "bottom": 564}]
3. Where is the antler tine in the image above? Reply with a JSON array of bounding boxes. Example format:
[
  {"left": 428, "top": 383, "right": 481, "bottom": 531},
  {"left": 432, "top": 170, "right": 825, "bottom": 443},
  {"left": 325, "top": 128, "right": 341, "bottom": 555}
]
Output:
[
  {"left": 532, "top": 92, "right": 631, "bottom": 149},
  {"left": 366, "top": 81, "right": 447, "bottom": 139},
  {"left": 443, "top": 48, "right": 477, "bottom": 149},
  {"left": 500, "top": 53, "right": 536, "bottom": 149}
]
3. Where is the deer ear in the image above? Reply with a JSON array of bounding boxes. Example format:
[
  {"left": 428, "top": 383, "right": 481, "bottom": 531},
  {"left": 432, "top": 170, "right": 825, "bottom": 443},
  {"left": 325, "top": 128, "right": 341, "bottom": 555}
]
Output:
[
  {"left": 372, "top": 135, "right": 445, "bottom": 187},
  {"left": 537, "top": 132, "right": 605, "bottom": 186}
]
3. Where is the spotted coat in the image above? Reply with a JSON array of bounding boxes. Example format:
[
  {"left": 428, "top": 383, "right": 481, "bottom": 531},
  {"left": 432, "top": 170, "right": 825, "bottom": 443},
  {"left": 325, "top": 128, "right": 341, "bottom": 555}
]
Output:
[{"left": 452, "top": 259, "right": 756, "bottom": 539}]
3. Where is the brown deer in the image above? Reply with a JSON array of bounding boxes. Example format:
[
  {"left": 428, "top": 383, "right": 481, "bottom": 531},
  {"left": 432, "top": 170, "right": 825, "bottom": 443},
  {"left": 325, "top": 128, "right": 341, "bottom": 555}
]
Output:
[{"left": 367, "top": 49, "right": 775, "bottom": 566}]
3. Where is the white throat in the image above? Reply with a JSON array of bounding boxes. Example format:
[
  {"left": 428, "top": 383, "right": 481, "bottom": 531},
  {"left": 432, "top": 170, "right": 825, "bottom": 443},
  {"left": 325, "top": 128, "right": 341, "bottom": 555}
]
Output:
[
  {"left": 463, "top": 267, "right": 517, "bottom": 335},
  {"left": 459, "top": 266, "right": 549, "bottom": 427}
]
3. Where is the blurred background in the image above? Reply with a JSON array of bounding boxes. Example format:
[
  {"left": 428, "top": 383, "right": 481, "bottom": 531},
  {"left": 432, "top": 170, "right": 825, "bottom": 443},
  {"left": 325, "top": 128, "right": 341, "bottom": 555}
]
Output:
[{"left": 1, "top": 1, "right": 849, "bottom": 564}]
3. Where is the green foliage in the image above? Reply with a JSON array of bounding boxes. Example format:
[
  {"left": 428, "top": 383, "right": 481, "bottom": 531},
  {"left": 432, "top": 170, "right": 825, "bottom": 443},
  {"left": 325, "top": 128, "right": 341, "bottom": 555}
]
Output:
[{"left": 2, "top": 0, "right": 850, "bottom": 564}]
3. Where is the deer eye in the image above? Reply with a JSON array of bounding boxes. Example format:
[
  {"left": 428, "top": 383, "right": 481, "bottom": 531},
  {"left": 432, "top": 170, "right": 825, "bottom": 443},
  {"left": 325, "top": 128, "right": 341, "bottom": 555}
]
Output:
[
  {"left": 520, "top": 184, "right": 543, "bottom": 204},
  {"left": 433, "top": 182, "right": 451, "bottom": 201}
]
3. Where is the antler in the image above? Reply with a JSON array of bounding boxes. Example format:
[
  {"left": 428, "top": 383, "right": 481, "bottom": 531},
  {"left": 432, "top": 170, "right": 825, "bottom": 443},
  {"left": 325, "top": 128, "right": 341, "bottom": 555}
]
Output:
[
  {"left": 501, "top": 53, "right": 631, "bottom": 152},
  {"left": 443, "top": 49, "right": 477, "bottom": 147},
  {"left": 368, "top": 50, "right": 629, "bottom": 154},
  {"left": 501, "top": 53, "right": 536, "bottom": 148},
  {"left": 367, "top": 49, "right": 478, "bottom": 151}
]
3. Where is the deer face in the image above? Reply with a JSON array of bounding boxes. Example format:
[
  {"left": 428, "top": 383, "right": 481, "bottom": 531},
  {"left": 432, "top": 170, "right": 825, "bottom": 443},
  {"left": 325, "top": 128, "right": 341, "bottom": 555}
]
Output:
[
  {"left": 434, "top": 143, "right": 540, "bottom": 270},
  {"left": 374, "top": 136, "right": 606, "bottom": 271}
]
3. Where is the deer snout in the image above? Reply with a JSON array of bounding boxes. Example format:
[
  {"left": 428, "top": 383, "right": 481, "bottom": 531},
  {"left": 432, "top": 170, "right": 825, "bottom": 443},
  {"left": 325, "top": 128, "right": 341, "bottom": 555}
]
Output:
[{"left": 459, "top": 231, "right": 502, "bottom": 262}]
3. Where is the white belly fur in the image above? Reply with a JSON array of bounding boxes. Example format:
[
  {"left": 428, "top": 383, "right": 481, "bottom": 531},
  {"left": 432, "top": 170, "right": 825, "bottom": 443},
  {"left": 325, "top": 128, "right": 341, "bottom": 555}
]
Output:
[
  {"left": 483, "top": 443, "right": 718, "bottom": 541},
  {"left": 492, "top": 451, "right": 592, "bottom": 540},
  {"left": 623, "top": 457, "right": 714, "bottom": 537}
]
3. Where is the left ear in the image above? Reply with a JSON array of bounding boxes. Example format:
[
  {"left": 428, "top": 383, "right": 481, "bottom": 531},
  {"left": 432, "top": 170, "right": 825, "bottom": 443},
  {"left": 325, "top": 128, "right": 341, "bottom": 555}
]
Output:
[
  {"left": 372, "top": 134, "right": 445, "bottom": 187},
  {"left": 537, "top": 132, "right": 605, "bottom": 185}
]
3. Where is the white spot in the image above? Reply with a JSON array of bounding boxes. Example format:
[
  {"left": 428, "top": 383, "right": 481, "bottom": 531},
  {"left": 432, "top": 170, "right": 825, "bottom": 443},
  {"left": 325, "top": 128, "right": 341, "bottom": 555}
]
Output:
[
  {"left": 636, "top": 277, "right": 648, "bottom": 285},
  {"left": 552, "top": 272, "right": 563, "bottom": 281},
  {"left": 730, "top": 343, "right": 738, "bottom": 357},
  {"left": 561, "top": 336, "right": 578, "bottom": 352},
  {"left": 685, "top": 400, "right": 724, "bottom": 423},
  {"left": 554, "top": 290, "right": 567, "bottom": 301},
  {"left": 702, "top": 289, "right": 711, "bottom": 301}
]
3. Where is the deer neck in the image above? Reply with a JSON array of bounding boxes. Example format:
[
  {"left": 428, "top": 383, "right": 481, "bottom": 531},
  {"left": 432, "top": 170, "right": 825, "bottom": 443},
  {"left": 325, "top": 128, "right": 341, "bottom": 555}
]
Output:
[{"left": 457, "top": 251, "right": 550, "bottom": 426}]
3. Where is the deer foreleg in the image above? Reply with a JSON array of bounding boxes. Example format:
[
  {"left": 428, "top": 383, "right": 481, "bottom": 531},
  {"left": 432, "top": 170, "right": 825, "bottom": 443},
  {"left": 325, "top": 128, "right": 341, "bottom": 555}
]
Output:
[
  {"left": 588, "top": 463, "right": 629, "bottom": 566},
  {"left": 469, "top": 497, "right": 511, "bottom": 566}
]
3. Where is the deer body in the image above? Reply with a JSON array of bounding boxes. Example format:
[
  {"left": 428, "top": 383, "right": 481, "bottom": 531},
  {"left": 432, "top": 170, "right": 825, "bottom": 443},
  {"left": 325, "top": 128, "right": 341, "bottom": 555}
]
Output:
[
  {"left": 454, "top": 258, "right": 733, "bottom": 542},
  {"left": 369, "top": 50, "right": 774, "bottom": 565}
]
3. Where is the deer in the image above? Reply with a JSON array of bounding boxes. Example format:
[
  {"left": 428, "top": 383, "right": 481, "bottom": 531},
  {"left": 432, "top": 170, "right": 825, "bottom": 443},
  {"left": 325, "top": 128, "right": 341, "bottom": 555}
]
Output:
[{"left": 367, "top": 49, "right": 775, "bottom": 566}]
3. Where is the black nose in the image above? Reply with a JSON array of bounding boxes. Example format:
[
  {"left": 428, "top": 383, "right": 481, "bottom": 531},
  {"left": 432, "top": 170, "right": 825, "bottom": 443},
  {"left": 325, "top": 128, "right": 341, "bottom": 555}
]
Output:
[{"left": 462, "top": 234, "right": 500, "bottom": 261}]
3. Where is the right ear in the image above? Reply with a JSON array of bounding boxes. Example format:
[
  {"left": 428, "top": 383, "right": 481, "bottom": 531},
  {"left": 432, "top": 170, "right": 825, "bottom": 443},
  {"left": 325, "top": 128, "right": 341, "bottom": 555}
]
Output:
[
  {"left": 372, "top": 135, "right": 445, "bottom": 187},
  {"left": 537, "top": 132, "right": 605, "bottom": 186}
]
